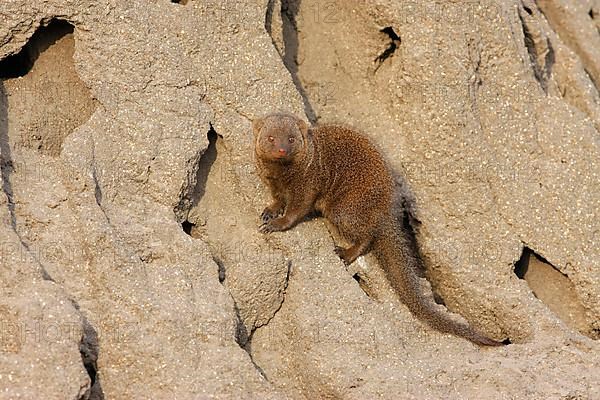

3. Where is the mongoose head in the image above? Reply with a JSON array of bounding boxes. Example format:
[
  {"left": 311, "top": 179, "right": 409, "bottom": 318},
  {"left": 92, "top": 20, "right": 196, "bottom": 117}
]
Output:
[{"left": 253, "top": 113, "right": 309, "bottom": 162}]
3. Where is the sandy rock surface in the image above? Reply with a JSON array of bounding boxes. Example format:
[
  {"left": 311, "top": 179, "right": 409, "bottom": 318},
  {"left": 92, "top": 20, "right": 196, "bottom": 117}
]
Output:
[{"left": 0, "top": 1, "right": 598, "bottom": 399}]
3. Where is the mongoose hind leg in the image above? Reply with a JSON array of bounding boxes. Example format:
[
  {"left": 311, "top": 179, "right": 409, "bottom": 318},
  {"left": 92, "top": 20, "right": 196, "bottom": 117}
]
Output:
[
  {"left": 334, "top": 239, "right": 371, "bottom": 265},
  {"left": 326, "top": 209, "right": 374, "bottom": 265}
]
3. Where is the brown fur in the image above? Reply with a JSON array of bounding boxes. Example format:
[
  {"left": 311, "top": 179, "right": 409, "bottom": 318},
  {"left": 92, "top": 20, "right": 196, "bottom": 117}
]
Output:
[{"left": 253, "top": 112, "right": 504, "bottom": 347}]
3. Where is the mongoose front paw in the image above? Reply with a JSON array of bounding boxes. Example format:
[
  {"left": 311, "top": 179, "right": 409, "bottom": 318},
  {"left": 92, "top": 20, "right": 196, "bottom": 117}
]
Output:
[
  {"left": 261, "top": 206, "right": 283, "bottom": 223},
  {"left": 258, "top": 217, "right": 288, "bottom": 233}
]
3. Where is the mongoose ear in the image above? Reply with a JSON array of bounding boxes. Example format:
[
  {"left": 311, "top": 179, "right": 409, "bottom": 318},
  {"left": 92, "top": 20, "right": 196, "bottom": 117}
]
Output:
[
  {"left": 296, "top": 118, "right": 309, "bottom": 138},
  {"left": 252, "top": 117, "right": 264, "bottom": 137}
]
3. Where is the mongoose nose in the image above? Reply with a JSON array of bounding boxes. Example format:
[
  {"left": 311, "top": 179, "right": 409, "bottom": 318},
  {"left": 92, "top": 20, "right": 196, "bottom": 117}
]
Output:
[{"left": 278, "top": 148, "right": 287, "bottom": 155}]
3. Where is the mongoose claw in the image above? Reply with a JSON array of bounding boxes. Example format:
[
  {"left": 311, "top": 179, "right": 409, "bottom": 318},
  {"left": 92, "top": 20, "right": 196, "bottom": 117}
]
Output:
[
  {"left": 259, "top": 216, "right": 289, "bottom": 233},
  {"left": 261, "top": 207, "right": 283, "bottom": 223},
  {"left": 259, "top": 220, "right": 280, "bottom": 233},
  {"left": 258, "top": 222, "right": 273, "bottom": 233},
  {"left": 261, "top": 210, "right": 274, "bottom": 223}
]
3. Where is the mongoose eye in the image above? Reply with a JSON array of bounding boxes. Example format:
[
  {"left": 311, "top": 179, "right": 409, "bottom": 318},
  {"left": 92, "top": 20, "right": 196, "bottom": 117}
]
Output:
[
  {"left": 288, "top": 137, "right": 295, "bottom": 143},
  {"left": 268, "top": 136, "right": 274, "bottom": 142}
]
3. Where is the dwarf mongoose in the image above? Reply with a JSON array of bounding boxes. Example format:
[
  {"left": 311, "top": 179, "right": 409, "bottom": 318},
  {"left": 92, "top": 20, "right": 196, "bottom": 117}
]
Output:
[{"left": 253, "top": 112, "right": 504, "bottom": 347}]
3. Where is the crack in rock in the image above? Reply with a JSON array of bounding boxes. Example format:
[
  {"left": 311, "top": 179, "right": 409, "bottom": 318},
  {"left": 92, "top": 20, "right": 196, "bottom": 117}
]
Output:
[
  {"left": 518, "top": 4, "right": 555, "bottom": 93},
  {"left": 237, "top": 260, "right": 292, "bottom": 383},
  {"left": 267, "top": 0, "right": 317, "bottom": 122},
  {"left": 374, "top": 26, "right": 401, "bottom": 72}
]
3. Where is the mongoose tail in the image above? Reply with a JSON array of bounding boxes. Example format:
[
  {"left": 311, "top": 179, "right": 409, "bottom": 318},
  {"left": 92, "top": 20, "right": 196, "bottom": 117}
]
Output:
[{"left": 372, "top": 223, "right": 505, "bottom": 347}]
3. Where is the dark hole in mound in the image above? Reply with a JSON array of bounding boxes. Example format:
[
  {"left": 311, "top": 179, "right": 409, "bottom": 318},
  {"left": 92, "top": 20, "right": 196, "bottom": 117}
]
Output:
[
  {"left": 171, "top": 0, "right": 189, "bottom": 4},
  {"left": 514, "top": 247, "right": 596, "bottom": 339},
  {"left": 0, "top": 19, "right": 74, "bottom": 79},
  {"left": 175, "top": 125, "right": 221, "bottom": 228},
  {"left": 182, "top": 220, "right": 195, "bottom": 236},
  {"left": 0, "top": 18, "right": 97, "bottom": 157},
  {"left": 380, "top": 26, "right": 401, "bottom": 42},
  {"left": 514, "top": 247, "right": 531, "bottom": 279},
  {"left": 192, "top": 127, "right": 220, "bottom": 205},
  {"left": 375, "top": 26, "right": 401, "bottom": 71},
  {"left": 523, "top": 5, "right": 533, "bottom": 15}
]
